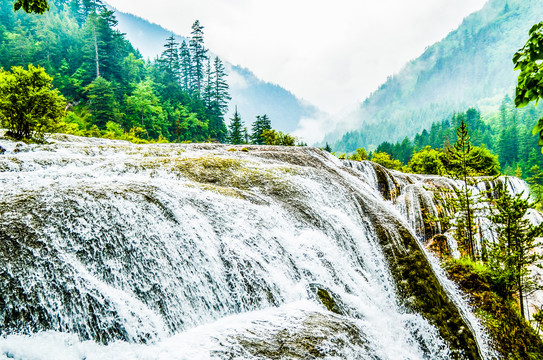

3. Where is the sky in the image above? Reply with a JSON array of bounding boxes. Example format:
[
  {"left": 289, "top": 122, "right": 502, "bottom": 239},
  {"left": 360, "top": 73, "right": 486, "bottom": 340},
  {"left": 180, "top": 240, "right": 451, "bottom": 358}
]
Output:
[{"left": 106, "top": 0, "right": 488, "bottom": 143}]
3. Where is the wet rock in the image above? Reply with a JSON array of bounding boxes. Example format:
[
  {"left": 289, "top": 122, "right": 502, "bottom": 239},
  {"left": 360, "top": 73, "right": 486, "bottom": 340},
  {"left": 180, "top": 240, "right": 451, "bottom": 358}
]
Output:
[
  {"left": 220, "top": 311, "right": 375, "bottom": 360},
  {"left": 427, "top": 234, "right": 452, "bottom": 259},
  {"left": 308, "top": 283, "right": 344, "bottom": 315}
]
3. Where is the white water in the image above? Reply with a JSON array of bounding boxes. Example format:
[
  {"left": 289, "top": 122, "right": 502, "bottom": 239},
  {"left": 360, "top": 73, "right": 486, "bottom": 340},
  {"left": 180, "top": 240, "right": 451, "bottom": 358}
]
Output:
[{"left": 0, "top": 135, "right": 492, "bottom": 359}]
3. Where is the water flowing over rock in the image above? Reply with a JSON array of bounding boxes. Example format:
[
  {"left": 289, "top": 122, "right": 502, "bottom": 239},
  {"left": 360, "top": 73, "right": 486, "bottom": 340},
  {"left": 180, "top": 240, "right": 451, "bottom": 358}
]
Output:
[{"left": 0, "top": 134, "right": 495, "bottom": 359}]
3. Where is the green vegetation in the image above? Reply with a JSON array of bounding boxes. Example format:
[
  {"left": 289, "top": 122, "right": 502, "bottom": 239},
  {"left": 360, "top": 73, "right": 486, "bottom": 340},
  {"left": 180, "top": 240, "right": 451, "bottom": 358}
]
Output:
[
  {"left": 13, "top": 0, "right": 49, "bottom": 14},
  {"left": 487, "top": 183, "right": 543, "bottom": 318},
  {"left": 347, "top": 147, "right": 367, "bottom": 161},
  {"left": 327, "top": 0, "right": 543, "bottom": 153},
  {"left": 0, "top": 64, "right": 65, "bottom": 141},
  {"left": 370, "top": 151, "right": 403, "bottom": 171},
  {"left": 442, "top": 120, "right": 481, "bottom": 260},
  {"left": 0, "top": 0, "right": 298, "bottom": 146},
  {"left": 445, "top": 258, "right": 543, "bottom": 360},
  {"left": 513, "top": 21, "right": 543, "bottom": 151}
]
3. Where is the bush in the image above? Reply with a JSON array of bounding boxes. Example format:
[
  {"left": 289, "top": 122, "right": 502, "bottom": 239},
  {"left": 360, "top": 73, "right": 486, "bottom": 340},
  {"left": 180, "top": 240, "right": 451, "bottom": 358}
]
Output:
[{"left": 0, "top": 65, "right": 65, "bottom": 141}]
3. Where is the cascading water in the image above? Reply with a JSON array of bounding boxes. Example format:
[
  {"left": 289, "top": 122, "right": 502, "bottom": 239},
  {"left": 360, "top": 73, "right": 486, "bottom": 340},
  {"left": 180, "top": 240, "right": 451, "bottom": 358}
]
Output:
[
  {"left": 347, "top": 160, "right": 543, "bottom": 333},
  {"left": 0, "top": 134, "right": 491, "bottom": 359}
]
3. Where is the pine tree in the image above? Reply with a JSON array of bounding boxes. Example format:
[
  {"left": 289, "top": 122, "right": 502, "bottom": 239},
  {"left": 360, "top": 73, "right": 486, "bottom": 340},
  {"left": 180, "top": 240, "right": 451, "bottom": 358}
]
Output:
[
  {"left": 228, "top": 107, "right": 244, "bottom": 145},
  {"left": 179, "top": 40, "right": 191, "bottom": 92},
  {"left": 251, "top": 114, "right": 272, "bottom": 144},
  {"left": 442, "top": 120, "right": 482, "bottom": 259},
  {"left": 211, "top": 56, "right": 230, "bottom": 116},
  {"left": 85, "top": 76, "right": 118, "bottom": 128},
  {"left": 527, "top": 165, "right": 543, "bottom": 203},
  {"left": 189, "top": 20, "right": 208, "bottom": 97},
  {"left": 202, "top": 58, "right": 213, "bottom": 107},
  {"left": 488, "top": 182, "right": 543, "bottom": 318},
  {"left": 159, "top": 35, "right": 180, "bottom": 82}
]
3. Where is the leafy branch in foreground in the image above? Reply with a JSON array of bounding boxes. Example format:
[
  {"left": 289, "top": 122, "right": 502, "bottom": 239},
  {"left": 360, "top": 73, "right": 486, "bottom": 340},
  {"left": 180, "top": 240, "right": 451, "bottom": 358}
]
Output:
[
  {"left": 13, "top": 0, "right": 49, "bottom": 14},
  {"left": 513, "top": 22, "right": 543, "bottom": 151}
]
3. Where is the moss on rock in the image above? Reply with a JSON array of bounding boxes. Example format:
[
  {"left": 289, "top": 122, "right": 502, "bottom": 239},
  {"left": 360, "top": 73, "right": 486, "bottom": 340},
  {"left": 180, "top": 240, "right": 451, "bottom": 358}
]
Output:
[
  {"left": 446, "top": 261, "right": 543, "bottom": 359},
  {"left": 370, "top": 219, "right": 482, "bottom": 360}
]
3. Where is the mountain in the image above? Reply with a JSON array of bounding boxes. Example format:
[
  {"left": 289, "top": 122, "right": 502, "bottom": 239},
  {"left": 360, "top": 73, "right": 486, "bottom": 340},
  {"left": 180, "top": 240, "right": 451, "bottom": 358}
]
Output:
[
  {"left": 325, "top": 0, "right": 543, "bottom": 152},
  {"left": 112, "top": 9, "right": 322, "bottom": 135}
]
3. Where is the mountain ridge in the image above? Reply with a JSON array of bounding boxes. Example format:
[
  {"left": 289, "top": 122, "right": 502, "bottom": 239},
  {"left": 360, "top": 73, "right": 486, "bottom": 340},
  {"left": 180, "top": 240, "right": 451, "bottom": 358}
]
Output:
[{"left": 325, "top": 0, "right": 543, "bottom": 152}]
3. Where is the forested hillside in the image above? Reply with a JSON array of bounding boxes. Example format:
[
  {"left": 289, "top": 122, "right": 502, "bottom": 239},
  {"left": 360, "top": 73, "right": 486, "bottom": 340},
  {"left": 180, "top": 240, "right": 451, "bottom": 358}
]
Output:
[
  {"left": 112, "top": 8, "right": 321, "bottom": 134},
  {"left": 0, "top": 0, "right": 261, "bottom": 143},
  {"left": 326, "top": 0, "right": 543, "bottom": 152}
]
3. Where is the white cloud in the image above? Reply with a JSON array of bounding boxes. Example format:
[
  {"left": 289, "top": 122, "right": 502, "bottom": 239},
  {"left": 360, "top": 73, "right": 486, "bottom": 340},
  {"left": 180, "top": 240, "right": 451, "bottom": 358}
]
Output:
[{"left": 107, "top": 0, "right": 487, "bottom": 115}]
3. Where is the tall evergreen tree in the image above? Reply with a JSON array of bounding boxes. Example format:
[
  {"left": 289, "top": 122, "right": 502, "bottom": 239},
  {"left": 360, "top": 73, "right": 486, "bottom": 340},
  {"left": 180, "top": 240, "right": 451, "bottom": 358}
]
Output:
[
  {"left": 211, "top": 56, "right": 230, "bottom": 116},
  {"left": 179, "top": 40, "right": 191, "bottom": 92},
  {"left": 158, "top": 35, "right": 180, "bottom": 82},
  {"left": 85, "top": 76, "right": 118, "bottom": 128},
  {"left": 442, "top": 120, "right": 482, "bottom": 259},
  {"left": 228, "top": 106, "right": 244, "bottom": 145},
  {"left": 488, "top": 182, "right": 543, "bottom": 318},
  {"left": 189, "top": 20, "right": 207, "bottom": 97}
]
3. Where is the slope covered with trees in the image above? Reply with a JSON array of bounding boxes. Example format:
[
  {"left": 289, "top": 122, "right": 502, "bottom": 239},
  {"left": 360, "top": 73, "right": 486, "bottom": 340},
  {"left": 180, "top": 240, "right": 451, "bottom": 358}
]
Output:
[
  {"left": 326, "top": 0, "right": 543, "bottom": 152},
  {"left": 0, "top": 0, "right": 236, "bottom": 142},
  {"left": 112, "top": 8, "right": 322, "bottom": 134}
]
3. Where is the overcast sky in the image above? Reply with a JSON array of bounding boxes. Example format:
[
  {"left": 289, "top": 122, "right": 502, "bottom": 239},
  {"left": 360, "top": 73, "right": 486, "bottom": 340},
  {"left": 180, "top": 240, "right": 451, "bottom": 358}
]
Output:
[{"left": 106, "top": 0, "right": 487, "bottom": 118}]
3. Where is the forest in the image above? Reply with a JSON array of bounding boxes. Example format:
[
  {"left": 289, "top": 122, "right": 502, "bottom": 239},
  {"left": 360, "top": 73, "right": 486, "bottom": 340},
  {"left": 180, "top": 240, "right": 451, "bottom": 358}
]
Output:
[{"left": 0, "top": 0, "right": 297, "bottom": 145}]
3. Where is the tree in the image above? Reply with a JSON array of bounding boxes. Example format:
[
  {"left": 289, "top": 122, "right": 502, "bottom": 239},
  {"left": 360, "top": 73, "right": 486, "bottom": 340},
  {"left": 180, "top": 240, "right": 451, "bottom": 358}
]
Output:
[
  {"left": 211, "top": 57, "right": 230, "bottom": 115},
  {"left": 442, "top": 120, "right": 482, "bottom": 260},
  {"left": 408, "top": 146, "right": 445, "bottom": 175},
  {"left": 173, "top": 105, "right": 207, "bottom": 142},
  {"left": 370, "top": 151, "right": 403, "bottom": 171},
  {"left": 261, "top": 129, "right": 296, "bottom": 146},
  {"left": 179, "top": 40, "right": 191, "bottom": 92},
  {"left": 189, "top": 20, "right": 208, "bottom": 97},
  {"left": 158, "top": 35, "right": 180, "bottom": 82},
  {"left": 527, "top": 165, "right": 543, "bottom": 204},
  {"left": 487, "top": 182, "right": 543, "bottom": 318},
  {"left": 85, "top": 76, "right": 117, "bottom": 128},
  {"left": 13, "top": 0, "right": 49, "bottom": 14},
  {"left": 126, "top": 79, "right": 166, "bottom": 139},
  {"left": 228, "top": 107, "right": 244, "bottom": 144},
  {"left": 0, "top": 65, "right": 65, "bottom": 140},
  {"left": 348, "top": 147, "right": 368, "bottom": 161},
  {"left": 250, "top": 114, "right": 272, "bottom": 144},
  {"left": 513, "top": 22, "right": 543, "bottom": 151}
]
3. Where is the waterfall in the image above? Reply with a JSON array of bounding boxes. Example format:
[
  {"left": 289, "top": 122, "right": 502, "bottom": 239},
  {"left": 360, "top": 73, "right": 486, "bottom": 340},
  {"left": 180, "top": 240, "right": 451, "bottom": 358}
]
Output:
[{"left": 0, "top": 135, "right": 492, "bottom": 359}]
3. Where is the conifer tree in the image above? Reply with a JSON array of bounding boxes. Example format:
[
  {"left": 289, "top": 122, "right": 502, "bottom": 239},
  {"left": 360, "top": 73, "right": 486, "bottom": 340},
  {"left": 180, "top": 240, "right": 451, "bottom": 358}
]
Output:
[
  {"left": 251, "top": 114, "right": 272, "bottom": 144},
  {"left": 228, "top": 107, "right": 244, "bottom": 145},
  {"left": 159, "top": 35, "right": 180, "bottom": 81},
  {"left": 203, "top": 58, "right": 213, "bottom": 107},
  {"left": 442, "top": 120, "right": 482, "bottom": 259},
  {"left": 488, "top": 182, "right": 543, "bottom": 318},
  {"left": 189, "top": 20, "right": 208, "bottom": 97},
  {"left": 212, "top": 56, "right": 230, "bottom": 116},
  {"left": 179, "top": 40, "right": 191, "bottom": 92},
  {"left": 85, "top": 76, "right": 118, "bottom": 128}
]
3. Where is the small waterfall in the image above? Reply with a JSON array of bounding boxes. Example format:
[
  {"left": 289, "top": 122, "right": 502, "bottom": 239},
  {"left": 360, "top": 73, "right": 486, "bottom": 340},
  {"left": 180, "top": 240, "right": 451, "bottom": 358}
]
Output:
[{"left": 0, "top": 135, "right": 490, "bottom": 359}]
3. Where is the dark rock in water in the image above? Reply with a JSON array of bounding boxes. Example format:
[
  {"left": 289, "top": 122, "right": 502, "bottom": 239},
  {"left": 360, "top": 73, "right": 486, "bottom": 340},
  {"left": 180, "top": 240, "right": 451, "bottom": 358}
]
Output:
[
  {"left": 308, "top": 283, "right": 344, "bottom": 315},
  {"left": 0, "top": 146, "right": 5, "bottom": 155}
]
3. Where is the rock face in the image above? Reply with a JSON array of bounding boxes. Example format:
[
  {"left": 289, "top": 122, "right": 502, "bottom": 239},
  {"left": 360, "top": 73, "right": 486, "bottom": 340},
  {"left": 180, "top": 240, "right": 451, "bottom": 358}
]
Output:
[{"left": 0, "top": 134, "right": 491, "bottom": 359}]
